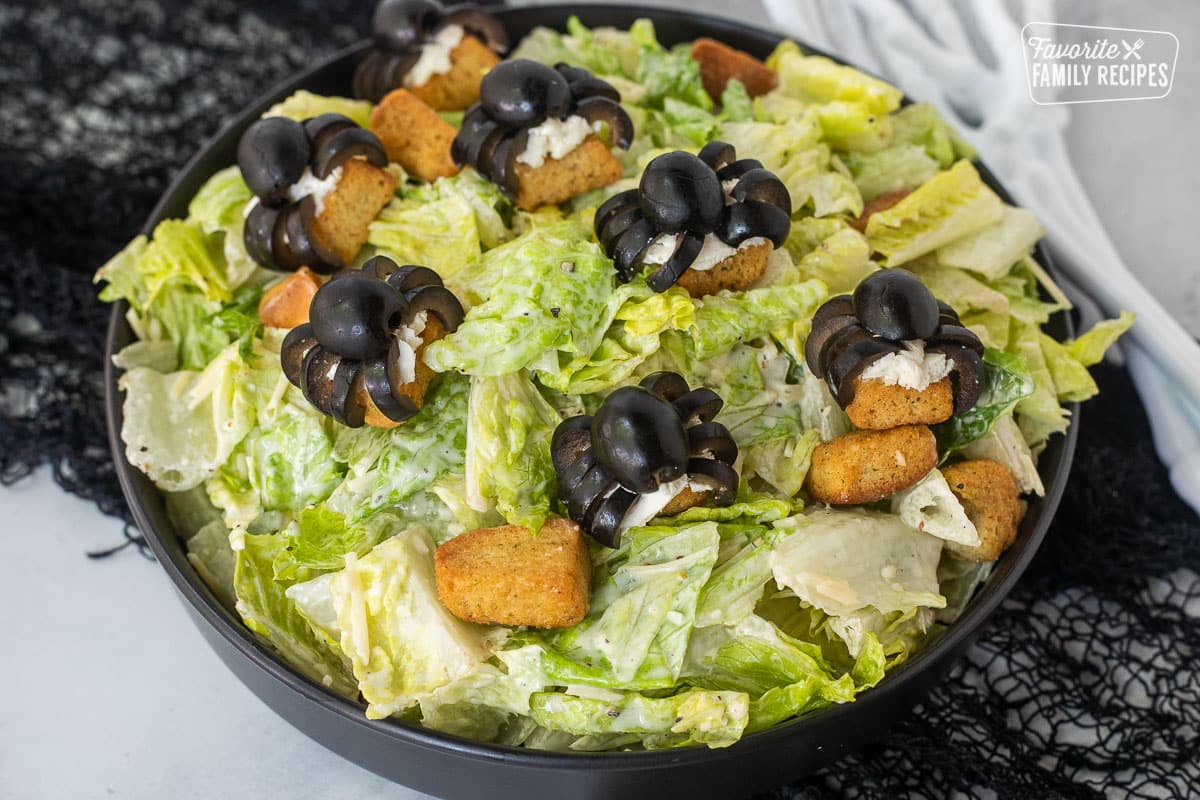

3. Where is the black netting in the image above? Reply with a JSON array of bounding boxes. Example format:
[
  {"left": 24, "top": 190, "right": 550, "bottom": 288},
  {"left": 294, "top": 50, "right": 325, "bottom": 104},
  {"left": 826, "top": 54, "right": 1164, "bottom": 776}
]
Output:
[{"left": 2, "top": 2, "right": 1196, "bottom": 796}]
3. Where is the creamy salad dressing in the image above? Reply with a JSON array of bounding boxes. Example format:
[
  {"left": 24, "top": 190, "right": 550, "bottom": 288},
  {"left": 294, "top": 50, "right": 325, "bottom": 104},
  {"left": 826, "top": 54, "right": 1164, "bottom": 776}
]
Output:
[
  {"left": 858, "top": 340, "right": 953, "bottom": 390},
  {"left": 515, "top": 115, "right": 598, "bottom": 168},
  {"left": 642, "top": 233, "right": 767, "bottom": 272},
  {"left": 390, "top": 310, "right": 429, "bottom": 386},
  {"left": 285, "top": 166, "right": 343, "bottom": 216},
  {"left": 404, "top": 24, "right": 464, "bottom": 88}
]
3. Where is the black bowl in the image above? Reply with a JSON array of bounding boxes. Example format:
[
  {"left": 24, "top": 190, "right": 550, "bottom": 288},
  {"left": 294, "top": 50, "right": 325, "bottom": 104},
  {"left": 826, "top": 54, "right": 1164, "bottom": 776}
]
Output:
[{"left": 104, "top": 5, "right": 1078, "bottom": 799}]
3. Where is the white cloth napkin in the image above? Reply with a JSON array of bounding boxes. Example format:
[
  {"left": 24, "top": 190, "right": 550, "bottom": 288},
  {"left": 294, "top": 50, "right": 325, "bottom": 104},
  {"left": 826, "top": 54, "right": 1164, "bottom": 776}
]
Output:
[{"left": 763, "top": 0, "right": 1200, "bottom": 512}]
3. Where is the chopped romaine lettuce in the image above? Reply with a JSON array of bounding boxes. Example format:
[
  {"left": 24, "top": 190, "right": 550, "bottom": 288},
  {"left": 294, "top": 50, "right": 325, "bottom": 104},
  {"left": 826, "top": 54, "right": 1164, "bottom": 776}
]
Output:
[
  {"left": 933, "top": 347, "right": 1035, "bottom": 456},
  {"left": 263, "top": 90, "right": 373, "bottom": 128}
]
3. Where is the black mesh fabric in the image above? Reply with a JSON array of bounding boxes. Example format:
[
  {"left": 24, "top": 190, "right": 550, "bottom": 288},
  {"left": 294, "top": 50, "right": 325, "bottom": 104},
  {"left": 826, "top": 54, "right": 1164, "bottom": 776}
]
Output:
[{"left": 2, "top": 2, "right": 1196, "bottom": 796}]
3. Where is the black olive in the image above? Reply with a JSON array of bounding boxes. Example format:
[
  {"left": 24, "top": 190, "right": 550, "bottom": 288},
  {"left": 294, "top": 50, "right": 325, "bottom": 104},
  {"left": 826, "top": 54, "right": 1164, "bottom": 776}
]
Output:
[
  {"left": 594, "top": 189, "right": 639, "bottom": 237},
  {"left": 716, "top": 200, "right": 791, "bottom": 248},
  {"left": 368, "top": 260, "right": 443, "bottom": 293},
  {"left": 822, "top": 327, "right": 903, "bottom": 407},
  {"left": 697, "top": 141, "right": 736, "bottom": 172},
  {"left": 929, "top": 344, "right": 984, "bottom": 414},
  {"left": 730, "top": 168, "right": 792, "bottom": 215},
  {"left": 592, "top": 386, "right": 689, "bottom": 494},
  {"left": 611, "top": 218, "right": 658, "bottom": 282},
  {"left": 303, "top": 113, "right": 356, "bottom": 146},
  {"left": 852, "top": 269, "right": 940, "bottom": 342},
  {"left": 566, "top": 463, "right": 618, "bottom": 523},
  {"left": 686, "top": 458, "right": 738, "bottom": 506},
  {"left": 804, "top": 294, "right": 856, "bottom": 375},
  {"left": 931, "top": 324, "right": 984, "bottom": 356},
  {"left": 488, "top": 131, "right": 525, "bottom": 194},
  {"left": 281, "top": 323, "right": 319, "bottom": 388},
  {"left": 937, "top": 300, "right": 961, "bottom": 328},
  {"left": 301, "top": 346, "right": 342, "bottom": 417},
  {"left": 687, "top": 421, "right": 739, "bottom": 465},
  {"left": 353, "top": 50, "right": 386, "bottom": 102},
  {"left": 327, "top": 358, "right": 367, "bottom": 428},
  {"left": 237, "top": 117, "right": 311, "bottom": 206},
  {"left": 639, "top": 372, "right": 690, "bottom": 402},
  {"left": 598, "top": 205, "right": 645, "bottom": 255},
  {"left": 551, "top": 415, "right": 593, "bottom": 474},
  {"left": 645, "top": 233, "right": 703, "bottom": 293},
  {"left": 573, "top": 96, "right": 634, "bottom": 149},
  {"left": 243, "top": 202, "right": 281, "bottom": 269},
  {"left": 270, "top": 200, "right": 319, "bottom": 272},
  {"left": 474, "top": 125, "right": 513, "bottom": 181},
  {"left": 480, "top": 59, "right": 571, "bottom": 128},
  {"left": 401, "top": 285, "right": 465, "bottom": 333},
  {"left": 586, "top": 487, "right": 638, "bottom": 548},
  {"left": 360, "top": 356, "right": 419, "bottom": 423},
  {"left": 638, "top": 151, "right": 724, "bottom": 235},
  {"left": 451, "top": 105, "right": 496, "bottom": 166},
  {"left": 716, "top": 158, "right": 763, "bottom": 182},
  {"left": 372, "top": 0, "right": 442, "bottom": 52},
  {"left": 441, "top": 7, "right": 509, "bottom": 53},
  {"left": 310, "top": 271, "right": 406, "bottom": 360},
  {"left": 310, "top": 127, "right": 388, "bottom": 179},
  {"left": 557, "top": 446, "right": 596, "bottom": 499},
  {"left": 673, "top": 387, "right": 724, "bottom": 426},
  {"left": 554, "top": 63, "right": 621, "bottom": 102}
]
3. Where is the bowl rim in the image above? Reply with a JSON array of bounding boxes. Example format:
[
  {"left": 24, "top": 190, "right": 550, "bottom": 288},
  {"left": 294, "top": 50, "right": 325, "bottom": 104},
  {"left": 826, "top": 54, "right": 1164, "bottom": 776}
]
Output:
[{"left": 104, "top": 2, "right": 1079, "bottom": 771}]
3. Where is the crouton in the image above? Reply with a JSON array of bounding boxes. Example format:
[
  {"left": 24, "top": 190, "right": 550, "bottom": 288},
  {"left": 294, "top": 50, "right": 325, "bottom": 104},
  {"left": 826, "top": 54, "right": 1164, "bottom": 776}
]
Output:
[
  {"left": 514, "top": 134, "right": 623, "bottom": 212},
  {"left": 845, "top": 377, "right": 955, "bottom": 430},
  {"left": 805, "top": 424, "right": 938, "bottom": 505},
  {"left": 434, "top": 517, "right": 592, "bottom": 629},
  {"left": 357, "top": 316, "right": 445, "bottom": 429},
  {"left": 370, "top": 89, "right": 460, "bottom": 183},
  {"left": 660, "top": 486, "right": 710, "bottom": 517},
  {"left": 258, "top": 267, "right": 321, "bottom": 329},
  {"left": 408, "top": 35, "right": 501, "bottom": 112},
  {"left": 691, "top": 38, "right": 778, "bottom": 102},
  {"left": 675, "top": 241, "right": 772, "bottom": 297},
  {"left": 941, "top": 460, "right": 1024, "bottom": 562},
  {"left": 849, "top": 189, "right": 912, "bottom": 234},
  {"left": 310, "top": 158, "right": 396, "bottom": 266}
]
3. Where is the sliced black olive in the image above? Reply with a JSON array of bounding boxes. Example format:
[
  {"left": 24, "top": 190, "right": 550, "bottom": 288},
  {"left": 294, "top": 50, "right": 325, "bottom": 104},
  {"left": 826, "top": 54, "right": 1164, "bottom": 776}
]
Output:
[
  {"left": 611, "top": 218, "right": 658, "bottom": 282},
  {"left": 557, "top": 446, "right": 596, "bottom": 499},
  {"left": 474, "top": 125, "right": 513, "bottom": 182},
  {"left": 698, "top": 141, "right": 736, "bottom": 172},
  {"left": 586, "top": 487, "right": 638, "bottom": 549},
  {"left": 360, "top": 356, "right": 419, "bottom": 423},
  {"left": 301, "top": 346, "right": 341, "bottom": 417},
  {"left": 237, "top": 117, "right": 311, "bottom": 206},
  {"left": 291, "top": 195, "right": 344, "bottom": 273},
  {"left": 929, "top": 344, "right": 985, "bottom": 415},
  {"left": 554, "top": 63, "right": 621, "bottom": 102},
  {"left": 730, "top": 168, "right": 792, "bottom": 215},
  {"left": 639, "top": 151, "right": 724, "bottom": 235},
  {"left": 244, "top": 202, "right": 281, "bottom": 269},
  {"left": 310, "top": 127, "right": 388, "bottom": 179},
  {"left": 717, "top": 200, "right": 791, "bottom": 248},
  {"left": 566, "top": 463, "right": 617, "bottom": 523},
  {"left": 551, "top": 415, "right": 594, "bottom": 474},
  {"left": 310, "top": 271, "right": 406, "bottom": 360},
  {"left": 804, "top": 295, "right": 857, "bottom": 375},
  {"left": 811, "top": 294, "right": 855, "bottom": 326},
  {"left": 686, "top": 458, "right": 738, "bottom": 506},
  {"left": 388, "top": 264, "right": 446, "bottom": 293},
  {"left": 489, "top": 129, "right": 526, "bottom": 195},
  {"left": 401, "top": 284, "right": 465, "bottom": 332},
  {"left": 303, "top": 113, "right": 357, "bottom": 146},
  {"left": 673, "top": 387, "right": 724, "bottom": 426},
  {"left": 451, "top": 104, "right": 497, "bottom": 166},
  {"left": 852, "top": 269, "right": 940, "bottom": 342},
  {"left": 824, "top": 328, "right": 903, "bottom": 407},
  {"left": 573, "top": 97, "right": 633, "bottom": 150},
  {"left": 480, "top": 59, "right": 571, "bottom": 128},
  {"left": 378, "top": 49, "right": 422, "bottom": 100},
  {"left": 594, "top": 189, "right": 640, "bottom": 237},
  {"left": 353, "top": 50, "right": 386, "bottom": 102},
  {"left": 271, "top": 199, "right": 323, "bottom": 272},
  {"left": 639, "top": 372, "right": 690, "bottom": 402},
  {"left": 554, "top": 64, "right": 593, "bottom": 84},
  {"left": 441, "top": 7, "right": 509, "bottom": 53},
  {"left": 688, "top": 421, "right": 738, "bottom": 465},
  {"left": 716, "top": 158, "right": 763, "bottom": 182},
  {"left": 328, "top": 358, "right": 366, "bottom": 428},
  {"left": 592, "top": 386, "right": 689, "bottom": 494},
  {"left": 598, "top": 205, "right": 645, "bottom": 255},
  {"left": 937, "top": 300, "right": 960, "bottom": 328},
  {"left": 281, "top": 323, "right": 319, "bottom": 388},
  {"left": 932, "top": 324, "right": 984, "bottom": 356},
  {"left": 645, "top": 232, "right": 703, "bottom": 293},
  {"left": 372, "top": 0, "right": 442, "bottom": 52}
]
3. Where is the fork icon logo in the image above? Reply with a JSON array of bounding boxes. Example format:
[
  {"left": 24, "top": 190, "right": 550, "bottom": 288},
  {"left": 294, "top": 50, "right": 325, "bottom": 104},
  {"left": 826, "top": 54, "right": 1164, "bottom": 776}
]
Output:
[{"left": 1122, "top": 39, "right": 1145, "bottom": 60}]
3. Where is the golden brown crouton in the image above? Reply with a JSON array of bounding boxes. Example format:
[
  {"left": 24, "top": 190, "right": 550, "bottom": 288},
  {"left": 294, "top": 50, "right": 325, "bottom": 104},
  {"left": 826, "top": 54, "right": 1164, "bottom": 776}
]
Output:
[
  {"left": 849, "top": 189, "right": 912, "bottom": 234},
  {"left": 660, "top": 486, "right": 711, "bottom": 517},
  {"left": 514, "top": 134, "right": 623, "bottom": 212},
  {"left": 310, "top": 158, "right": 396, "bottom": 266},
  {"left": 370, "top": 89, "right": 460, "bottom": 183},
  {"left": 258, "top": 267, "right": 321, "bottom": 329},
  {"left": 675, "top": 241, "right": 771, "bottom": 297},
  {"left": 845, "top": 377, "right": 955, "bottom": 430},
  {"left": 942, "top": 460, "right": 1024, "bottom": 562},
  {"left": 805, "top": 424, "right": 938, "bottom": 505},
  {"left": 408, "top": 35, "right": 500, "bottom": 111},
  {"left": 691, "top": 38, "right": 778, "bottom": 101},
  {"left": 357, "top": 316, "right": 445, "bottom": 429},
  {"left": 434, "top": 517, "right": 592, "bottom": 629}
]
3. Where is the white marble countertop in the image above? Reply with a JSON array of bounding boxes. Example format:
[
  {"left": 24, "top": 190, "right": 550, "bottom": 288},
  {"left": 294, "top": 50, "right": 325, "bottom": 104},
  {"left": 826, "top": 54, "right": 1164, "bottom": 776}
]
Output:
[{"left": 2, "top": 2, "right": 1196, "bottom": 799}]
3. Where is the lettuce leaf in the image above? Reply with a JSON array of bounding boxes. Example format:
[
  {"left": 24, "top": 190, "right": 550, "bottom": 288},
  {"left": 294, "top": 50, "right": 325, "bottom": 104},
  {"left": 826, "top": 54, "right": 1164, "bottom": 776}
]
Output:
[
  {"left": 841, "top": 144, "right": 940, "bottom": 203},
  {"left": 368, "top": 179, "right": 485, "bottom": 281},
  {"left": 187, "top": 520, "right": 237, "bottom": 609},
  {"left": 767, "top": 41, "right": 902, "bottom": 116},
  {"left": 418, "top": 646, "right": 547, "bottom": 741},
  {"left": 686, "top": 280, "right": 827, "bottom": 360},
  {"left": 890, "top": 102, "right": 977, "bottom": 166},
  {"left": 187, "top": 165, "right": 253, "bottom": 235},
  {"left": 937, "top": 205, "right": 1045, "bottom": 280},
  {"left": 694, "top": 527, "right": 781, "bottom": 627},
  {"left": 932, "top": 347, "right": 1035, "bottom": 456},
  {"left": 263, "top": 90, "right": 373, "bottom": 129}
]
